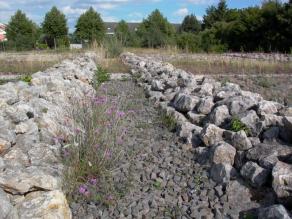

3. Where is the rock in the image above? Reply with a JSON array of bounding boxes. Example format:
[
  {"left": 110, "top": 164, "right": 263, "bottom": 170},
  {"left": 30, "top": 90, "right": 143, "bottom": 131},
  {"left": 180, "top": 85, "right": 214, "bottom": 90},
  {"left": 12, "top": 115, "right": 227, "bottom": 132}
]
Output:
[
  {"left": 199, "top": 83, "right": 214, "bottom": 96},
  {"left": 214, "top": 91, "right": 237, "bottom": 102},
  {"left": 16, "top": 190, "right": 71, "bottom": 219},
  {"left": 176, "top": 122, "right": 202, "bottom": 144},
  {"left": 151, "top": 80, "right": 165, "bottom": 91},
  {"left": 228, "top": 96, "right": 258, "bottom": 116},
  {"left": 240, "top": 161, "right": 269, "bottom": 188},
  {"left": 211, "top": 141, "right": 236, "bottom": 165},
  {"left": 200, "top": 124, "right": 224, "bottom": 146},
  {"left": 231, "top": 130, "right": 253, "bottom": 151},
  {"left": 272, "top": 161, "right": 292, "bottom": 207},
  {"left": 258, "top": 205, "right": 291, "bottom": 219},
  {"left": 187, "top": 112, "right": 206, "bottom": 125},
  {"left": 263, "top": 127, "right": 280, "bottom": 142},
  {"left": 0, "top": 138, "right": 11, "bottom": 154},
  {"left": 263, "top": 114, "right": 284, "bottom": 127},
  {"left": 240, "top": 110, "right": 262, "bottom": 136},
  {"left": 209, "top": 105, "right": 230, "bottom": 126},
  {"left": 234, "top": 151, "right": 247, "bottom": 170},
  {"left": 172, "top": 93, "right": 200, "bottom": 113},
  {"left": 210, "top": 163, "right": 236, "bottom": 184},
  {"left": 281, "top": 117, "right": 292, "bottom": 143},
  {"left": 197, "top": 97, "right": 214, "bottom": 115},
  {"left": 257, "top": 100, "right": 283, "bottom": 115},
  {"left": 0, "top": 188, "right": 18, "bottom": 218}
]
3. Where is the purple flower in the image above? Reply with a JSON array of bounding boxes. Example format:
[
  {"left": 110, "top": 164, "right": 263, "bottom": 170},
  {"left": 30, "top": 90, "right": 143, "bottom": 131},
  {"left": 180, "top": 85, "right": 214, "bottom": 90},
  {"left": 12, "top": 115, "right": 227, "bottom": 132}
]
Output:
[
  {"left": 89, "top": 178, "right": 97, "bottom": 185},
  {"left": 116, "top": 111, "right": 126, "bottom": 118},
  {"left": 78, "top": 185, "right": 87, "bottom": 194}
]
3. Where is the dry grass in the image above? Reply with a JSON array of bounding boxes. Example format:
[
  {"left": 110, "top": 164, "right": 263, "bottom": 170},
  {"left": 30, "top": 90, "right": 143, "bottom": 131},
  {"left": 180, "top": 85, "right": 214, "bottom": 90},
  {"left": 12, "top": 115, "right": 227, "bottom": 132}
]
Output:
[
  {"left": 170, "top": 57, "right": 292, "bottom": 75},
  {"left": 97, "top": 58, "right": 130, "bottom": 73}
]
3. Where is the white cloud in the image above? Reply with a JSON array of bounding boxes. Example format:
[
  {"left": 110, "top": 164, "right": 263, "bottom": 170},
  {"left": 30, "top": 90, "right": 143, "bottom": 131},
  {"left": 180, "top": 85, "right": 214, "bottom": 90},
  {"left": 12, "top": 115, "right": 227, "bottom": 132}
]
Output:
[
  {"left": 62, "top": 6, "right": 86, "bottom": 15},
  {"left": 0, "top": 1, "right": 10, "bottom": 9},
  {"left": 174, "top": 8, "right": 189, "bottom": 16}
]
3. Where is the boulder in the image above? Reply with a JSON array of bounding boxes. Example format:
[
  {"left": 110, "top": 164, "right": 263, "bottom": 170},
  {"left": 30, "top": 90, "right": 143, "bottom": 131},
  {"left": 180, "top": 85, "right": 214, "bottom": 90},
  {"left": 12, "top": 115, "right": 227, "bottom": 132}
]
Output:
[
  {"left": 272, "top": 161, "right": 292, "bottom": 207},
  {"left": 263, "top": 127, "right": 280, "bottom": 142},
  {"left": 151, "top": 80, "right": 165, "bottom": 91},
  {"left": 228, "top": 96, "right": 258, "bottom": 115},
  {"left": 172, "top": 93, "right": 200, "bottom": 113},
  {"left": 197, "top": 97, "right": 214, "bottom": 115},
  {"left": 240, "top": 161, "right": 269, "bottom": 188},
  {"left": 209, "top": 105, "right": 230, "bottom": 126},
  {"left": 0, "top": 188, "right": 18, "bottom": 218},
  {"left": 211, "top": 141, "right": 236, "bottom": 165},
  {"left": 257, "top": 100, "right": 283, "bottom": 115},
  {"left": 281, "top": 117, "right": 292, "bottom": 143},
  {"left": 176, "top": 122, "right": 202, "bottom": 144},
  {"left": 240, "top": 110, "right": 262, "bottom": 136},
  {"left": 231, "top": 130, "right": 253, "bottom": 151},
  {"left": 210, "top": 163, "right": 237, "bottom": 184},
  {"left": 199, "top": 83, "right": 214, "bottom": 96},
  {"left": 200, "top": 124, "right": 224, "bottom": 146},
  {"left": 258, "top": 205, "right": 291, "bottom": 219},
  {"left": 187, "top": 112, "right": 206, "bottom": 125}
]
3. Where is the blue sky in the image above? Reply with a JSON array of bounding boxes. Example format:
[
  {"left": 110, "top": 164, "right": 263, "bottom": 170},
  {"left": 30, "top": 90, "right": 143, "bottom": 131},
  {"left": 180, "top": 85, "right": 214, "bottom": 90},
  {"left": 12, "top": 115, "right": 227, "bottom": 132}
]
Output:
[{"left": 0, "top": 0, "right": 287, "bottom": 32}]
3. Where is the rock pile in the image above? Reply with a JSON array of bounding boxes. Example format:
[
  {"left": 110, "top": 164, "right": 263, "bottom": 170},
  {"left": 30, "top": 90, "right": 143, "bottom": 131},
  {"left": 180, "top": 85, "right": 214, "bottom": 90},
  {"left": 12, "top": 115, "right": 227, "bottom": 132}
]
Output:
[
  {"left": 122, "top": 52, "right": 292, "bottom": 218},
  {"left": 0, "top": 54, "right": 97, "bottom": 218},
  {"left": 224, "top": 53, "right": 292, "bottom": 62}
]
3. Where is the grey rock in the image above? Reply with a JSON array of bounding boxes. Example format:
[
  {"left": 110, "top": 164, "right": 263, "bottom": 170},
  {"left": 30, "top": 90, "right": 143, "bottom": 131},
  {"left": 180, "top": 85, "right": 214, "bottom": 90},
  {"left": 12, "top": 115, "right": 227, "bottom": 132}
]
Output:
[
  {"left": 231, "top": 130, "right": 253, "bottom": 151},
  {"left": 187, "top": 112, "right": 206, "bottom": 125},
  {"left": 240, "top": 161, "right": 269, "bottom": 188},
  {"left": 197, "top": 97, "right": 214, "bottom": 115},
  {"left": 240, "top": 110, "right": 262, "bottom": 136},
  {"left": 200, "top": 124, "right": 224, "bottom": 146},
  {"left": 209, "top": 105, "right": 230, "bottom": 126},
  {"left": 258, "top": 100, "right": 283, "bottom": 115},
  {"left": 199, "top": 83, "right": 214, "bottom": 96},
  {"left": 263, "top": 127, "right": 280, "bottom": 142},
  {"left": 228, "top": 96, "right": 258, "bottom": 116},
  {"left": 172, "top": 93, "right": 200, "bottom": 113},
  {"left": 151, "top": 80, "right": 165, "bottom": 91},
  {"left": 258, "top": 205, "right": 291, "bottom": 219},
  {"left": 211, "top": 141, "right": 236, "bottom": 165},
  {"left": 210, "top": 163, "right": 236, "bottom": 184},
  {"left": 272, "top": 161, "right": 292, "bottom": 206},
  {"left": 0, "top": 188, "right": 18, "bottom": 219}
]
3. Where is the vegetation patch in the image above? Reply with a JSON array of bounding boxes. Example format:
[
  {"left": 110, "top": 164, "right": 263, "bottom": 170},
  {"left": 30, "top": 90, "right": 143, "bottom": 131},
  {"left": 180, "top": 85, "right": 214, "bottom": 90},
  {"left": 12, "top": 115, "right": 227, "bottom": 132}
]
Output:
[
  {"left": 230, "top": 117, "right": 251, "bottom": 135},
  {"left": 95, "top": 66, "right": 110, "bottom": 87},
  {"left": 161, "top": 113, "right": 177, "bottom": 132}
]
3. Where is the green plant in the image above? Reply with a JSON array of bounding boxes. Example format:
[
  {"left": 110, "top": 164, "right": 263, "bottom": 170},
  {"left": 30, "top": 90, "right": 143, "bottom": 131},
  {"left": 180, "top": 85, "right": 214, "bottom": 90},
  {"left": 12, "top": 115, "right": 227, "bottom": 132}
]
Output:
[
  {"left": 256, "top": 76, "right": 273, "bottom": 88},
  {"left": 95, "top": 66, "right": 110, "bottom": 87},
  {"left": 230, "top": 117, "right": 251, "bottom": 135},
  {"left": 153, "top": 180, "right": 162, "bottom": 189},
  {"left": 21, "top": 75, "right": 32, "bottom": 83},
  {"left": 161, "top": 114, "right": 177, "bottom": 131},
  {"left": 104, "top": 37, "right": 124, "bottom": 58}
]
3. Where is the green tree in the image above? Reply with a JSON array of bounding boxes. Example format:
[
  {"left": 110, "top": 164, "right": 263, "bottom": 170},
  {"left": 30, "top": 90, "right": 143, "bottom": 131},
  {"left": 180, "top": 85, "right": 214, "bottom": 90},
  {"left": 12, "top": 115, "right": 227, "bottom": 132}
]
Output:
[
  {"left": 6, "top": 10, "right": 40, "bottom": 51},
  {"left": 115, "top": 20, "right": 131, "bottom": 46},
  {"left": 75, "top": 7, "right": 105, "bottom": 44},
  {"left": 137, "top": 9, "right": 176, "bottom": 48},
  {"left": 203, "top": 0, "right": 228, "bottom": 29},
  {"left": 176, "top": 32, "right": 201, "bottom": 52},
  {"left": 180, "top": 14, "right": 201, "bottom": 33},
  {"left": 42, "top": 6, "right": 69, "bottom": 48}
]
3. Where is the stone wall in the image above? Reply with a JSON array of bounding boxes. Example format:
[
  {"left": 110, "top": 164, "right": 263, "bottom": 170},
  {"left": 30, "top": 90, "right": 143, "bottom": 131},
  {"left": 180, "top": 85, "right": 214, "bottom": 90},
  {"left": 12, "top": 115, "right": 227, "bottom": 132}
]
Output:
[
  {"left": 122, "top": 52, "right": 292, "bottom": 218},
  {"left": 0, "top": 54, "right": 97, "bottom": 218}
]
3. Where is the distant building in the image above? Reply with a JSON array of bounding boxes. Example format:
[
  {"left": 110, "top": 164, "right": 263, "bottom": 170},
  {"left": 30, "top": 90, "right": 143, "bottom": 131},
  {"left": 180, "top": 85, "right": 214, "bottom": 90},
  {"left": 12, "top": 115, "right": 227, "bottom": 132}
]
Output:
[
  {"left": 0, "top": 23, "right": 7, "bottom": 42},
  {"left": 104, "top": 22, "right": 180, "bottom": 35}
]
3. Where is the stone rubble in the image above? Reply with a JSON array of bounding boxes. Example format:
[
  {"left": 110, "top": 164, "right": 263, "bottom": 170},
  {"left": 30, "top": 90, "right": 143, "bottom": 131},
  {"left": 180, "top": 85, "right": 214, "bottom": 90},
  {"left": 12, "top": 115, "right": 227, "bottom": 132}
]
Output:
[
  {"left": 122, "top": 52, "right": 292, "bottom": 218},
  {"left": 0, "top": 53, "right": 97, "bottom": 218}
]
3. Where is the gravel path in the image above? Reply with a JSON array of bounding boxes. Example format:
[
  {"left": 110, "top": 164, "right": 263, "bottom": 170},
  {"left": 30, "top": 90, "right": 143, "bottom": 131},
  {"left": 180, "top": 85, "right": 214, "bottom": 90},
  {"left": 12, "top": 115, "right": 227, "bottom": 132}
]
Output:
[{"left": 70, "top": 79, "right": 261, "bottom": 219}]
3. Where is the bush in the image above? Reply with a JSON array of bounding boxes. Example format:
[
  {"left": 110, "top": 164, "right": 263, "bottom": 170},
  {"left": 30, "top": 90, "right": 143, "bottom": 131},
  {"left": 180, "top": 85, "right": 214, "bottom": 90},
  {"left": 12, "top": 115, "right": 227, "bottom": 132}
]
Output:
[
  {"left": 161, "top": 113, "right": 177, "bottom": 131},
  {"left": 176, "top": 32, "right": 201, "bottom": 53},
  {"left": 21, "top": 75, "right": 32, "bottom": 84},
  {"left": 104, "top": 37, "right": 123, "bottom": 58},
  {"left": 63, "top": 85, "right": 130, "bottom": 205},
  {"left": 95, "top": 66, "right": 110, "bottom": 88},
  {"left": 230, "top": 117, "right": 251, "bottom": 135}
]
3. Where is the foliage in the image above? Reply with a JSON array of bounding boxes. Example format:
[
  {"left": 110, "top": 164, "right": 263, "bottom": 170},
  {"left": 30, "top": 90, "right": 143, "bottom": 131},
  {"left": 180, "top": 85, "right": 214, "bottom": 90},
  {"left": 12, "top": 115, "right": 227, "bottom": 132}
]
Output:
[
  {"left": 176, "top": 32, "right": 201, "bottom": 52},
  {"left": 75, "top": 7, "right": 105, "bottom": 44},
  {"left": 95, "top": 66, "right": 110, "bottom": 88},
  {"left": 103, "top": 36, "right": 124, "bottom": 58},
  {"left": 180, "top": 14, "right": 201, "bottom": 33},
  {"left": 115, "top": 20, "right": 131, "bottom": 46},
  {"left": 21, "top": 75, "right": 32, "bottom": 84},
  {"left": 6, "top": 10, "right": 40, "bottom": 51},
  {"left": 161, "top": 113, "right": 177, "bottom": 131},
  {"left": 63, "top": 85, "right": 130, "bottom": 205},
  {"left": 137, "top": 9, "right": 176, "bottom": 48},
  {"left": 42, "top": 6, "right": 69, "bottom": 48},
  {"left": 230, "top": 117, "right": 251, "bottom": 135}
]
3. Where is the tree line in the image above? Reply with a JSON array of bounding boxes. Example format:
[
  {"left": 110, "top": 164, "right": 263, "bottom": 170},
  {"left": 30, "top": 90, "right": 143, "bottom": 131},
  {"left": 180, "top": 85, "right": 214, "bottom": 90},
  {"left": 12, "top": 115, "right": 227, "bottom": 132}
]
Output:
[{"left": 3, "top": 0, "right": 292, "bottom": 52}]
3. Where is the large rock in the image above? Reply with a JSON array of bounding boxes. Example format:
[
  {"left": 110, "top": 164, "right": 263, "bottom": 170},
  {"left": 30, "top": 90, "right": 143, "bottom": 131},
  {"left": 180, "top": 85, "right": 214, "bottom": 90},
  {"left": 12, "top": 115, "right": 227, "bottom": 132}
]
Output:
[
  {"left": 257, "top": 100, "right": 283, "bottom": 115},
  {"left": 172, "top": 93, "right": 199, "bottom": 113},
  {"left": 197, "top": 97, "right": 214, "bottom": 115},
  {"left": 151, "top": 80, "right": 165, "bottom": 91},
  {"left": 258, "top": 205, "right": 291, "bottom": 219},
  {"left": 176, "top": 122, "right": 202, "bottom": 144},
  {"left": 272, "top": 161, "right": 292, "bottom": 207},
  {"left": 200, "top": 124, "right": 224, "bottom": 146},
  {"left": 209, "top": 105, "right": 230, "bottom": 126},
  {"left": 187, "top": 112, "right": 206, "bottom": 125},
  {"left": 210, "top": 163, "right": 236, "bottom": 184},
  {"left": 281, "top": 117, "right": 292, "bottom": 143},
  {"left": 240, "top": 110, "right": 262, "bottom": 136},
  {"left": 231, "top": 130, "right": 253, "bottom": 151},
  {"left": 0, "top": 188, "right": 18, "bottom": 218},
  {"left": 211, "top": 141, "right": 236, "bottom": 165},
  {"left": 240, "top": 161, "right": 269, "bottom": 188},
  {"left": 16, "top": 190, "right": 71, "bottom": 219},
  {"left": 228, "top": 96, "right": 258, "bottom": 115}
]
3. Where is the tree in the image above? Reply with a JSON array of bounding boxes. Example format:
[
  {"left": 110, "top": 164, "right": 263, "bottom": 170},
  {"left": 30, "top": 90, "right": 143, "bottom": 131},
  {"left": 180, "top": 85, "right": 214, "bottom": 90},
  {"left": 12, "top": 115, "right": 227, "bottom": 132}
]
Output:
[
  {"left": 75, "top": 7, "right": 105, "bottom": 44},
  {"left": 180, "top": 14, "right": 201, "bottom": 33},
  {"left": 6, "top": 10, "right": 40, "bottom": 50},
  {"left": 115, "top": 20, "right": 131, "bottom": 46},
  {"left": 42, "top": 6, "right": 69, "bottom": 48},
  {"left": 137, "top": 9, "right": 176, "bottom": 48},
  {"left": 203, "top": 0, "right": 228, "bottom": 29}
]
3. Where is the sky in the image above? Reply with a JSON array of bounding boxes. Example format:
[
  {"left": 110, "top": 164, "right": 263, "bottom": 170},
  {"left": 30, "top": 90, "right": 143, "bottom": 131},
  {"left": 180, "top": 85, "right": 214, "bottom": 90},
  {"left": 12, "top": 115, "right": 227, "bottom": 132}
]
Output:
[{"left": 0, "top": 0, "right": 287, "bottom": 32}]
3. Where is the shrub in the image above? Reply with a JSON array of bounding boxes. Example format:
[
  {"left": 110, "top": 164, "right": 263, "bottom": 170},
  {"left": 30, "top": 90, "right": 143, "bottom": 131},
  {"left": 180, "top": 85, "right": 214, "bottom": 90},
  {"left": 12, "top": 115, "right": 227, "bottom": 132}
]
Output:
[
  {"left": 21, "top": 75, "right": 32, "bottom": 84},
  {"left": 161, "top": 113, "right": 177, "bottom": 131},
  {"left": 95, "top": 66, "right": 110, "bottom": 88},
  {"left": 104, "top": 37, "right": 124, "bottom": 58},
  {"left": 63, "top": 85, "right": 131, "bottom": 205},
  {"left": 230, "top": 117, "right": 251, "bottom": 135}
]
